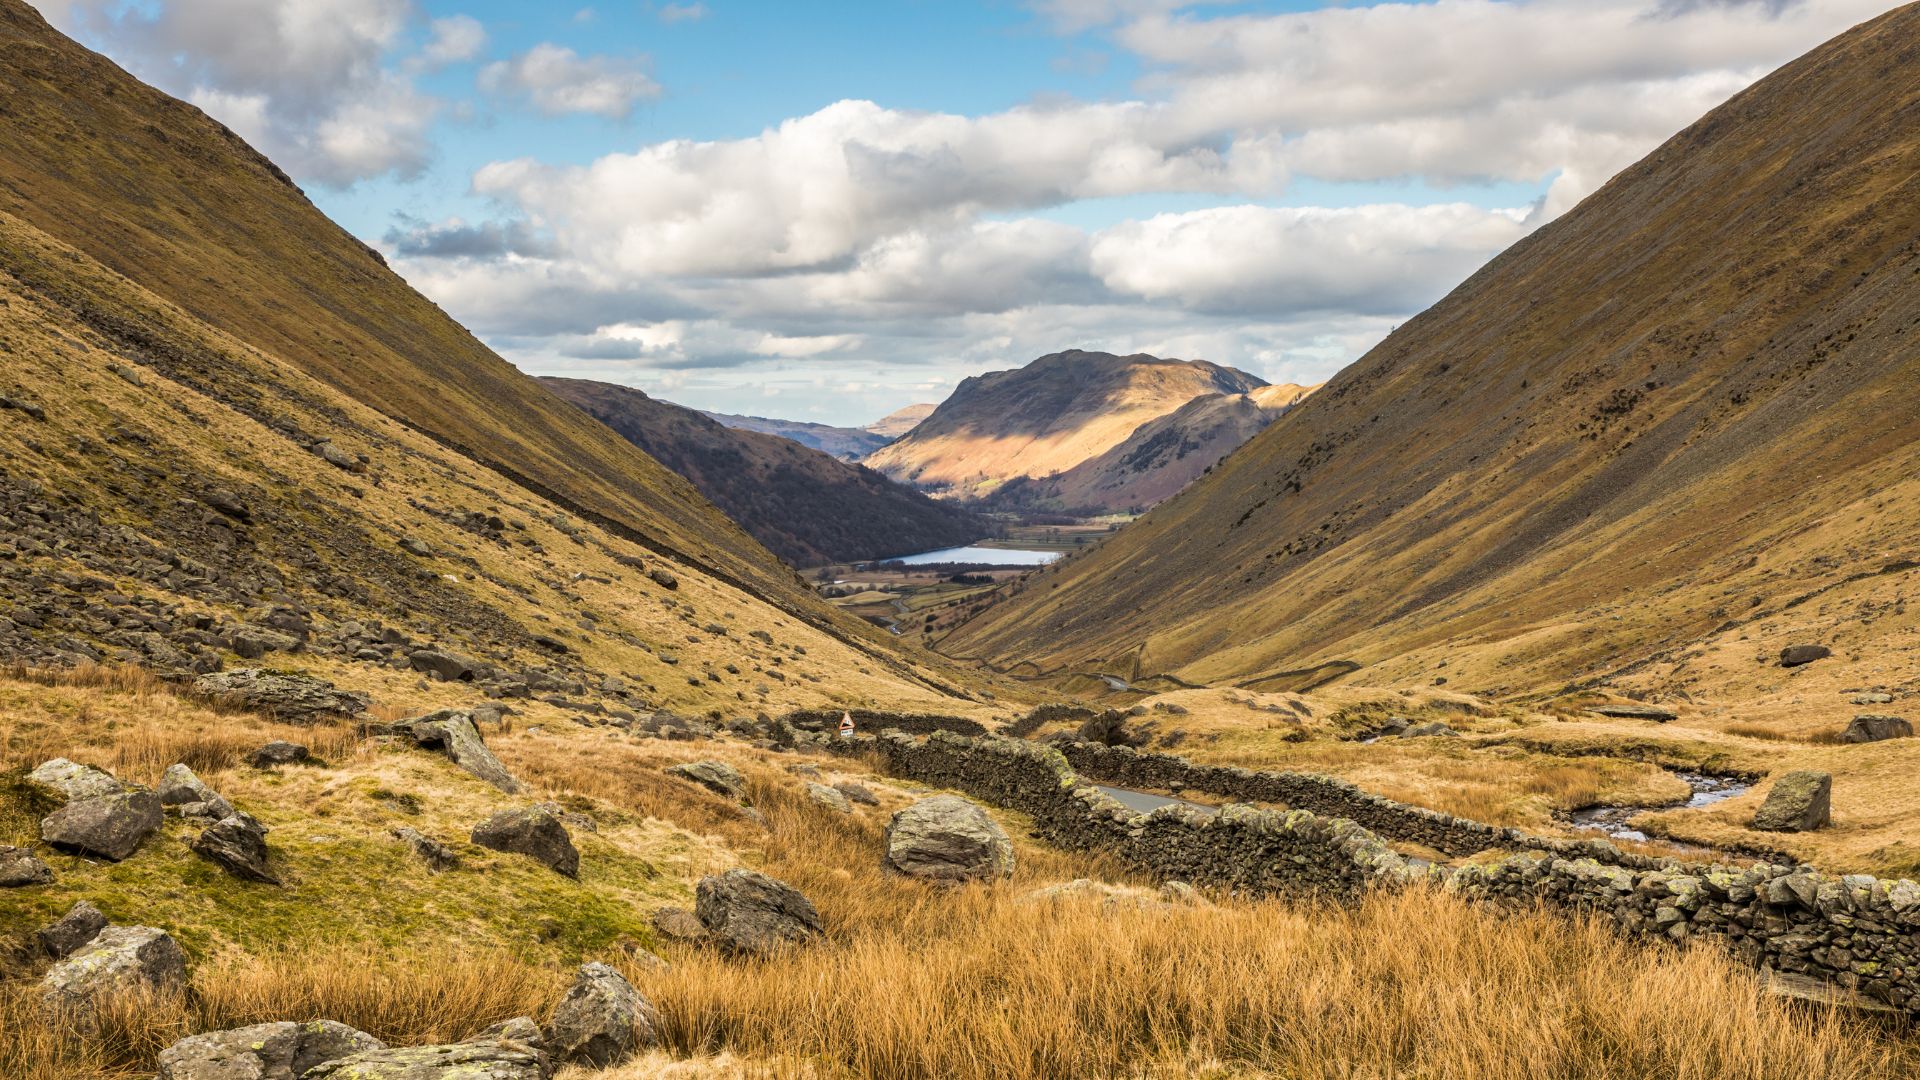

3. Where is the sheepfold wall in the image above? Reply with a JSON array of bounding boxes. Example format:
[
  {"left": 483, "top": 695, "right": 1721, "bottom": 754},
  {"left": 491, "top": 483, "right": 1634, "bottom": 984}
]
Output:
[{"left": 832, "top": 730, "right": 1920, "bottom": 1013}]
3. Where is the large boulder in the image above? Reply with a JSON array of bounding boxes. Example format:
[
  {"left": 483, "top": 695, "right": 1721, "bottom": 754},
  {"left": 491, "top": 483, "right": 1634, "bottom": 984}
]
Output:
[
  {"left": 27, "top": 758, "right": 128, "bottom": 801},
  {"left": 1779, "top": 644, "right": 1831, "bottom": 668},
  {"left": 471, "top": 806, "right": 579, "bottom": 878},
  {"left": 42, "top": 925, "right": 188, "bottom": 1013},
  {"left": 158, "top": 764, "right": 235, "bottom": 820},
  {"left": 156, "top": 1020, "right": 384, "bottom": 1080},
  {"left": 694, "top": 868, "right": 823, "bottom": 956},
  {"left": 884, "top": 795, "right": 1015, "bottom": 884},
  {"left": 192, "top": 812, "right": 280, "bottom": 884},
  {"left": 804, "top": 782, "right": 852, "bottom": 814},
  {"left": 408, "top": 649, "right": 483, "bottom": 683},
  {"left": 301, "top": 1038, "right": 550, "bottom": 1080},
  {"left": 1752, "top": 771, "right": 1833, "bottom": 832},
  {"left": 0, "top": 844, "right": 53, "bottom": 887},
  {"left": 546, "top": 962, "right": 662, "bottom": 1067},
  {"left": 194, "top": 669, "right": 370, "bottom": 722},
  {"left": 666, "top": 760, "right": 747, "bottom": 799},
  {"left": 400, "top": 710, "right": 523, "bottom": 793},
  {"left": 36, "top": 900, "right": 107, "bottom": 958},
  {"left": 41, "top": 790, "right": 162, "bottom": 861},
  {"left": 1840, "top": 714, "right": 1913, "bottom": 743},
  {"left": 248, "top": 740, "right": 311, "bottom": 768}
]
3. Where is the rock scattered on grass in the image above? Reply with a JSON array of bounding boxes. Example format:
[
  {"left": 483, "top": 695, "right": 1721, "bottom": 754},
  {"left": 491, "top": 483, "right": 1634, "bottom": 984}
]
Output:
[
  {"left": 0, "top": 845, "right": 54, "bottom": 887},
  {"left": 399, "top": 710, "right": 523, "bottom": 793},
  {"left": 158, "top": 763, "right": 234, "bottom": 820},
  {"left": 392, "top": 827, "right": 460, "bottom": 872},
  {"left": 694, "top": 868, "right": 823, "bottom": 956},
  {"left": 41, "top": 790, "right": 162, "bottom": 862},
  {"left": 547, "top": 962, "right": 662, "bottom": 1067},
  {"left": 1752, "top": 770, "right": 1833, "bottom": 832},
  {"left": 156, "top": 1019, "right": 383, "bottom": 1080},
  {"left": 1840, "top": 714, "right": 1912, "bottom": 743},
  {"left": 194, "top": 669, "right": 370, "bottom": 723},
  {"left": 36, "top": 900, "right": 107, "bottom": 959},
  {"left": 41, "top": 925, "right": 187, "bottom": 1017},
  {"left": 27, "top": 758, "right": 128, "bottom": 802},
  {"left": 471, "top": 806, "right": 579, "bottom": 878},
  {"left": 884, "top": 794, "right": 1015, "bottom": 885},
  {"left": 248, "top": 740, "right": 311, "bottom": 768},
  {"left": 832, "top": 781, "right": 880, "bottom": 806},
  {"left": 650, "top": 906, "right": 706, "bottom": 943},
  {"left": 804, "top": 782, "right": 852, "bottom": 813},
  {"left": 666, "top": 760, "right": 746, "bottom": 800},
  {"left": 191, "top": 811, "right": 280, "bottom": 884},
  {"left": 301, "top": 1037, "right": 549, "bottom": 1080},
  {"left": 1779, "top": 644, "right": 1831, "bottom": 668}
]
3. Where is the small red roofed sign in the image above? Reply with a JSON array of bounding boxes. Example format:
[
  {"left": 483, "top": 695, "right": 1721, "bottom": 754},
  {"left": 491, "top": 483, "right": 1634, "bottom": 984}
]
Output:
[{"left": 838, "top": 712, "right": 855, "bottom": 738}]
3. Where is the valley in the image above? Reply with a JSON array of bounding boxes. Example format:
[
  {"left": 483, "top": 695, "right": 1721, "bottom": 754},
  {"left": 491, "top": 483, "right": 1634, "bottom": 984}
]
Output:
[{"left": 3, "top": 1, "right": 1920, "bottom": 1078}]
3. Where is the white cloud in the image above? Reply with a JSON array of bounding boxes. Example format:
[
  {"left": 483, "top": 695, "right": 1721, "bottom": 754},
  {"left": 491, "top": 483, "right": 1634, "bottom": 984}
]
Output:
[
  {"left": 420, "top": 14, "right": 486, "bottom": 67},
  {"left": 480, "top": 44, "right": 662, "bottom": 119},
  {"left": 658, "top": 2, "right": 708, "bottom": 23}
]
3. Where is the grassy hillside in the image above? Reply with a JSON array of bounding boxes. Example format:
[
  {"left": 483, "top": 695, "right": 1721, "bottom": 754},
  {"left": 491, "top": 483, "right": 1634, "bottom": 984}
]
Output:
[
  {"left": 546, "top": 378, "right": 987, "bottom": 568},
  {"left": 0, "top": 1, "right": 836, "bottom": 622},
  {"left": 864, "top": 350, "right": 1265, "bottom": 498},
  {"left": 990, "top": 384, "right": 1317, "bottom": 515},
  {"left": 699, "top": 411, "right": 893, "bottom": 461},
  {"left": 945, "top": 5, "right": 1920, "bottom": 731}
]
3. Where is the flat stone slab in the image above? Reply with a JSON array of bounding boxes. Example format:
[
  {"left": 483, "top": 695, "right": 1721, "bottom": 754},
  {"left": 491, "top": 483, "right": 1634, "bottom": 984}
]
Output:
[{"left": 1588, "top": 704, "right": 1678, "bottom": 722}]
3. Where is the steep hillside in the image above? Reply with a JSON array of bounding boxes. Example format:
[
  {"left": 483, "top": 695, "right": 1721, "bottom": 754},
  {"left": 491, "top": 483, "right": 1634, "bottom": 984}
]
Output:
[
  {"left": 865, "top": 403, "right": 937, "bottom": 439},
  {"left": 944, "top": 4, "right": 1920, "bottom": 719},
  {"left": 864, "top": 351, "right": 1264, "bottom": 497},
  {"left": 701, "top": 411, "right": 893, "bottom": 461},
  {"left": 547, "top": 379, "right": 987, "bottom": 567},
  {"left": 991, "top": 383, "right": 1317, "bottom": 514},
  {"left": 0, "top": 1, "right": 831, "bottom": 622}
]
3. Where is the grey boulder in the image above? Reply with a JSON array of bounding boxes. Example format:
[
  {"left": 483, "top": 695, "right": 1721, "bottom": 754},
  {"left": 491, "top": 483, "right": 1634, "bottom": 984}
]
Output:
[
  {"left": 666, "top": 760, "right": 746, "bottom": 799},
  {"left": 301, "top": 1039, "right": 550, "bottom": 1080},
  {"left": 471, "top": 806, "right": 578, "bottom": 878},
  {"left": 41, "top": 790, "right": 162, "bottom": 861},
  {"left": 1752, "top": 770, "right": 1833, "bottom": 832},
  {"left": 0, "top": 844, "right": 53, "bottom": 887},
  {"left": 400, "top": 710, "right": 523, "bottom": 793},
  {"left": 156, "top": 1020, "right": 384, "bottom": 1080},
  {"left": 36, "top": 900, "right": 107, "bottom": 958},
  {"left": 159, "top": 764, "right": 235, "bottom": 820},
  {"left": 547, "top": 962, "right": 661, "bottom": 1067},
  {"left": 392, "top": 827, "right": 459, "bottom": 872},
  {"left": 27, "top": 758, "right": 128, "bottom": 801},
  {"left": 833, "top": 781, "right": 880, "bottom": 806},
  {"left": 194, "top": 669, "right": 370, "bottom": 723},
  {"left": 1840, "top": 714, "right": 1913, "bottom": 743},
  {"left": 695, "top": 868, "right": 823, "bottom": 956},
  {"left": 650, "top": 906, "right": 706, "bottom": 943},
  {"left": 42, "top": 925, "right": 188, "bottom": 1013},
  {"left": 1779, "top": 644, "right": 1832, "bottom": 667},
  {"left": 804, "top": 782, "right": 852, "bottom": 814},
  {"left": 192, "top": 811, "right": 280, "bottom": 884},
  {"left": 248, "top": 740, "right": 311, "bottom": 768},
  {"left": 884, "top": 794, "right": 1015, "bottom": 884}
]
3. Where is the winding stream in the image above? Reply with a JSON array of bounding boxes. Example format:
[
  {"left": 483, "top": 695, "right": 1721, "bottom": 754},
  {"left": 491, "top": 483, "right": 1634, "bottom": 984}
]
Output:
[{"left": 1564, "top": 772, "right": 1753, "bottom": 843}]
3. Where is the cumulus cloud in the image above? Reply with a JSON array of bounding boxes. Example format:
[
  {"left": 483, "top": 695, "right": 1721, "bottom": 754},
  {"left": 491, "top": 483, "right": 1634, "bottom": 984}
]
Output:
[
  {"left": 480, "top": 44, "right": 661, "bottom": 119},
  {"left": 419, "top": 14, "right": 486, "bottom": 67},
  {"left": 658, "top": 2, "right": 708, "bottom": 23},
  {"left": 37, "top": 0, "right": 439, "bottom": 186}
]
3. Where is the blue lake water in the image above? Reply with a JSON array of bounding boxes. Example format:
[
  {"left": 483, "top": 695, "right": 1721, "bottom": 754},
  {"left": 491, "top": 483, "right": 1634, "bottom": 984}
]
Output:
[{"left": 884, "top": 545, "right": 1062, "bottom": 566}]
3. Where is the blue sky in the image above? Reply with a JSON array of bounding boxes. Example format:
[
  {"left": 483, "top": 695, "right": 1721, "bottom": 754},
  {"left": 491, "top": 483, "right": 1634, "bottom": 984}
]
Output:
[{"left": 35, "top": 0, "right": 1896, "bottom": 424}]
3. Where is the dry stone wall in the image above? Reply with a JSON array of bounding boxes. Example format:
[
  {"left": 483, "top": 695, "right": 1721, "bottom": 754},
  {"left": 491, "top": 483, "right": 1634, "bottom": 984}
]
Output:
[{"left": 813, "top": 728, "right": 1920, "bottom": 1013}]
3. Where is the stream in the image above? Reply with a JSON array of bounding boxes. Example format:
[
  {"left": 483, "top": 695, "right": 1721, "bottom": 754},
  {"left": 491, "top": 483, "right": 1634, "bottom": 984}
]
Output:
[{"left": 1563, "top": 772, "right": 1753, "bottom": 843}]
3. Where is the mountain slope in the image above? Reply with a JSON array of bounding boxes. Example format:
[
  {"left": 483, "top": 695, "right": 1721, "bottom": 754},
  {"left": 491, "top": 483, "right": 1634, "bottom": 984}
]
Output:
[
  {"left": 991, "top": 383, "right": 1317, "bottom": 514},
  {"left": 0, "top": 1, "right": 828, "bottom": 621},
  {"left": 701, "top": 411, "right": 893, "bottom": 461},
  {"left": 864, "top": 351, "right": 1265, "bottom": 498},
  {"left": 944, "top": 4, "right": 1920, "bottom": 707},
  {"left": 546, "top": 378, "right": 986, "bottom": 567},
  {"left": 865, "top": 403, "right": 937, "bottom": 439}
]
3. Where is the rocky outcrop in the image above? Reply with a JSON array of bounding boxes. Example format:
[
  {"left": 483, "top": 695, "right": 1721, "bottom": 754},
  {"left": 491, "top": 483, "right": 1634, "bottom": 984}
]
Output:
[
  {"left": 0, "top": 845, "right": 53, "bottom": 886},
  {"left": 194, "top": 669, "right": 370, "bottom": 722},
  {"left": 392, "top": 827, "right": 459, "bottom": 872},
  {"left": 302, "top": 1038, "right": 551, "bottom": 1080},
  {"left": 156, "top": 1020, "right": 384, "bottom": 1080},
  {"left": 546, "top": 962, "right": 661, "bottom": 1067},
  {"left": 192, "top": 811, "right": 280, "bottom": 884},
  {"left": 41, "top": 790, "right": 162, "bottom": 861},
  {"left": 1840, "top": 714, "right": 1913, "bottom": 743},
  {"left": 399, "top": 710, "right": 523, "bottom": 793},
  {"left": 249, "top": 740, "right": 312, "bottom": 767},
  {"left": 1779, "top": 644, "right": 1832, "bottom": 667},
  {"left": 471, "top": 806, "right": 579, "bottom": 877},
  {"left": 41, "top": 925, "right": 188, "bottom": 1014},
  {"left": 36, "top": 900, "right": 107, "bottom": 958},
  {"left": 666, "top": 760, "right": 746, "bottom": 800},
  {"left": 884, "top": 795, "right": 1015, "bottom": 884},
  {"left": 1752, "top": 771, "right": 1833, "bottom": 832},
  {"left": 27, "top": 758, "right": 127, "bottom": 801},
  {"left": 158, "top": 764, "right": 234, "bottom": 820},
  {"left": 694, "top": 868, "right": 823, "bottom": 956}
]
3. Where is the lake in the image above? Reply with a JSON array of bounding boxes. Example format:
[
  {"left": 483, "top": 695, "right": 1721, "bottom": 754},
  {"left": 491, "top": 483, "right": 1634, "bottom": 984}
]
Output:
[{"left": 883, "top": 545, "right": 1063, "bottom": 566}]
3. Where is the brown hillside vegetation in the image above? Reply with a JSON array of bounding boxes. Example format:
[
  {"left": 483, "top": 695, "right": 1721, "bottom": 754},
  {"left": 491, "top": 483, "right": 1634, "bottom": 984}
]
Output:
[
  {"left": 864, "top": 403, "right": 937, "bottom": 439},
  {"left": 544, "top": 378, "right": 986, "bottom": 567},
  {"left": 991, "top": 382, "right": 1318, "bottom": 514},
  {"left": 0, "top": 1, "right": 828, "bottom": 620},
  {"left": 945, "top": 5, "right": 1920, "bottom": 724},
  {"left": 864, "top": 350, "right": 1265, "bottom": 497}
]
